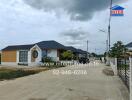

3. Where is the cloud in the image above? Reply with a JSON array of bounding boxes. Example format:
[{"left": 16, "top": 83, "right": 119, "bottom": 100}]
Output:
[
  {"left": 60, "top": 28, "right": 89, "bottom": 40},
  {"left": 60, "top": 28, "right": 90, "bottom": 47},
  {"left": 24, "top": 0, "right": 125, "bottom": 21}
]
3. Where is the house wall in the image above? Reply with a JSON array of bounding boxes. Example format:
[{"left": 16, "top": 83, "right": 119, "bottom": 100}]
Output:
[
  {"left": 1, "top": 50, "right": 18, "bottom": 66},
  {"left": 1, "top": 46, "right": 61, "bottom": 66},
  {"left": 1, "top": 50, "right": 17, "bottom": 62},
  {"left": 127, "top": 47, "right": 132, "bottom": 50},
  {"left": 28, "top": 45, "right": 42, "bottom": 66},
  {"left": 47, "top": 49, "right": 59, "bottom": 61}
]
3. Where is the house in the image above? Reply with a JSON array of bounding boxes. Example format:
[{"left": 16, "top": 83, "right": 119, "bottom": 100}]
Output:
[
  {"left": 125, "top": 42, "right": 132, "bottom": 55},
  {"left": 1, "top": 40, "right": 66, "bottom": 66},
  {"left": 76, "top": 49, "right": 88, "bottom": 58},
  {"left": 66, "top": 46, "right": 88, "bottom": 58},
  {"left": 126, "top": 42, "right": 132, "bottom": 50}
]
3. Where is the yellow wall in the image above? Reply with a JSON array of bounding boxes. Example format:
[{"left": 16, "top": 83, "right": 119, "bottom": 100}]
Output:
[{"left": 2, "top": 50, "right": 17, "bottom": 62}]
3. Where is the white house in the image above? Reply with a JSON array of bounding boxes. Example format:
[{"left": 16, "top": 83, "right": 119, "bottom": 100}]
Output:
[{"left": 1, "top": 40, "right": 66, "bottom": 66}]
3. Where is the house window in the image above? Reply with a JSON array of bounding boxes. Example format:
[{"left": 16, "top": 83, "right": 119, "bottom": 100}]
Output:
[
  {"left": 32, "top": 50, "right": 38, "bottom": 58},
  {"left": 19, "top": 51, "right": 28, "bottom": 62}
]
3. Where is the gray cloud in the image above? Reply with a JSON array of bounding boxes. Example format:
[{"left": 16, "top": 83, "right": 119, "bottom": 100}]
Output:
[
  {"left": 60, "top": 29, "right": 90, "bottom": 47},
  {"left": 24, "top": 0, "right": 125, "bottom": 21},
  {"left": 60, "top": 29, "right": 89, "bottom": 40}
]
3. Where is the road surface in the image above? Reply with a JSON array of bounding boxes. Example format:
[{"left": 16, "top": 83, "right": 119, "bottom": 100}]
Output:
[{"left": 0, "top": 62, "right": 129, "bottom": 100}]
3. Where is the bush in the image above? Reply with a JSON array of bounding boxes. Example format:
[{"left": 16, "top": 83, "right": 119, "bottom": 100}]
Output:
[
  {"left": 61, "top": 51, "right": 74, "bottom": 60},
  {"left": 41, "top": 57, "right": 54, "bottom": 63}
]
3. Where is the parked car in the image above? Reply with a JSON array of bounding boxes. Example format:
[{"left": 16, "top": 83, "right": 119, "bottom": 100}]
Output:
[{"left": 79, "top": 57, "right": 90, "bottom": 64}]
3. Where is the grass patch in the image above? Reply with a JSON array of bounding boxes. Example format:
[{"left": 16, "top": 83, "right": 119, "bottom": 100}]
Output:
[{"left": 0, "top": 67, "right": 48, "bottom": 81}]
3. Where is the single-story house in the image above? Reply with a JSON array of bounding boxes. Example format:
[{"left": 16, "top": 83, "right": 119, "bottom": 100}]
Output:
[
  {"left": 1, "top": 40, "right": 66, "bottom": 66},
  {"left": 125, "top": 42, "right": 132, "bottom": 55},
  {"left": 126, "top": 42, "right": 132, "bottom": 50},
  {"left": 66, "top": 46, "right": 88, "bottom": 58}
]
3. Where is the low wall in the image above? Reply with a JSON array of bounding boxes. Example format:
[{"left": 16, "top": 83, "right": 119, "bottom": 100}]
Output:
[
  {"left": 110, "top": 58, "right": 117, "bottom": 75},
  {"left": 129, "top": 58, "right": 132, "bottom": 100},
  {"left": 1, "top": 62, "right": 18, "bottom": 67}
]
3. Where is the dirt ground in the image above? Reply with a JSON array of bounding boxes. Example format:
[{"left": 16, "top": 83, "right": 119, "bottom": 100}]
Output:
[{"left": 0, "top": 62, "right": 129, "bottom": 100}]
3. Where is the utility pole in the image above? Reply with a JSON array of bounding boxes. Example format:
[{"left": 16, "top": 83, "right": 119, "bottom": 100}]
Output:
[
  {"left": 87, "top": 40, "right": 89, "bottom": 58},
  {"left": 108, "top": 0, "right": 112, "bottom": 52},
  {"left": 106, "top": 40, "right": 108, "bottom": 53}
]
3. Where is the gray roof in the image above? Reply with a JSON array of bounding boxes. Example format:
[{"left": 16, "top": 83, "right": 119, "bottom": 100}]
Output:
[
  {"left": 2, "top": 44, "right": 35, "bottom": 51},
  {"left": 37, "top": 40, "right": 66, "bottom": 49},
  {"left": 66, "top": 46, "right": 78, "bottom": 52},
  {"left": 2, "top": 40, "right": 66, "bottom": 51},
  {"left": 66, "top": 46, "right": 88, "bottom": 54},
  {"left": 76, "top": 49, "right": 88, "bottom": 54},
  {"left": 2, "top": 40, "right": 88, "bottom": 53},
  {"left": 125, "top": 42, "right": 132, "bottom": 48}
]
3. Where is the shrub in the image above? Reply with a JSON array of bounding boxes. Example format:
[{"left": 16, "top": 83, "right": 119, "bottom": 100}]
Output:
[
  {"left": 41, "top": 57, "right": 54, "bottom": 63},
  {"left": 61, "top": 51, "right": 74, "bottom": 60}
]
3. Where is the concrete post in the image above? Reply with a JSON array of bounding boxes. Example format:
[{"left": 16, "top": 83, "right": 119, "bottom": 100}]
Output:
[
  {"left": 129, "top": 57, "right": 132, "bottom": 100},
  {"left": 114, "top": 58, "right": 118, "bottom": 76}
]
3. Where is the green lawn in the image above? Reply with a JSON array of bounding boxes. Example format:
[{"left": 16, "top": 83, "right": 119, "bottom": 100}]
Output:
[{"left": 0, "top": 67, "right": 48, "bottom": 81}]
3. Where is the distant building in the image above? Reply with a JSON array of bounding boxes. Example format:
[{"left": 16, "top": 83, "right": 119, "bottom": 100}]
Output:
[
  {"left": 66, "top": 46, "right": 89, "bottom": 58},
  {"left": 125, "top": 42, "right": 132, "bottom": 55}
]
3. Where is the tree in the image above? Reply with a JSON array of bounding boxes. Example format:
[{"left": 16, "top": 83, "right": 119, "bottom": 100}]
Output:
[
  {"left": 61, "top": 50, "right": 74, "bottom": 60},
  {"left": 110, "top": 41, "right": 127, "bottom": 58}
]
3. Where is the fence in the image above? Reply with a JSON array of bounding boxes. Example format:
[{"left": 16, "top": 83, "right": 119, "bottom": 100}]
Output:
[
  {"left": 109, "top": 57, "right": 131, "bottom": 91},
  {"left": 117, "top": 57, "right": 130, "bottom": 90}
]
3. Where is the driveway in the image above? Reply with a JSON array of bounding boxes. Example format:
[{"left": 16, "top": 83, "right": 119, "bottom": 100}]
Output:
[{"left": 0, "top": 62, "right": 129, "bottom": 100}]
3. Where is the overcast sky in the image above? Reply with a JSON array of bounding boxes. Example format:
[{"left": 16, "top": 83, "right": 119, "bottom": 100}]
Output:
[{"left": 0, "top": 0, "right": 131, "bottom": 54}]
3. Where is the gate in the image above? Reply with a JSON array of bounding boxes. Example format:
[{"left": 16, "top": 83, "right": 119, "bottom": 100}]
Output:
[{"left": 117, "top": 57, "right": 130, "bottom": 89}]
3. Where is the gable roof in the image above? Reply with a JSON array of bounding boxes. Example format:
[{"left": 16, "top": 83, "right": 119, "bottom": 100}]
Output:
[
  {"left": 112, "top": 5, "right": 125, "bottom": 10},
  {"left": 2, "top": 44, "right": 35, "bottom": 51},
  {"left": 125, "top": 42, "right": 132, "bottom": 48},
  {"left": 1, "top": 40, "right": 89, "bottom": 53},
  {"left": 36, "top": 40, "right": 66, "bottom": 49},
  {"left": 2, "top": 40, "right": 66, "bottom": 51},
  {"left": 76, "top": 49, "right": 88, "bottom": 54},
  {"left": 66, "top": 46, "right": 78, "bottom": 52}
]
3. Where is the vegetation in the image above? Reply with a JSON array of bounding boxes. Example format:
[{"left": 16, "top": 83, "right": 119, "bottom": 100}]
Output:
[
  {"left": 61, "top": 50, "right": 74, "bottom": 60},
  {"left": 0, "top": 67, "right": 48, "bottom": 81},
  {"left": 41, "top": 64, "right": 65, "bottom": 68},
  {"left": 41, "top": 57, "right": 53, "bottom": 63},
  {"left": 0, "top": 54, "right": 1, "bottom": 64},
  {"left": 41, "top": 57, "right": 65, "bottom": 68},
  {"left": 109, "top": 41, "right": 127, "bottom": 58}
]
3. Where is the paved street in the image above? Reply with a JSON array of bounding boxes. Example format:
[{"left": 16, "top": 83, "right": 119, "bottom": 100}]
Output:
[{"left": 0, "top": 62, "right": 129, "bottom": 100}]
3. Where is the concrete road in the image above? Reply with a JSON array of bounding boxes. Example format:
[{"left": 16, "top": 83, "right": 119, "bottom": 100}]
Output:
[{"left": 0, "top": 62, "right": 129, "bottom": 100}]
